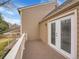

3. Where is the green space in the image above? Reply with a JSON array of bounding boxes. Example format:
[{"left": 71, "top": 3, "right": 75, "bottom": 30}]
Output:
[{"left": 0, "top": 38, "right": 12, "bottom": 59}]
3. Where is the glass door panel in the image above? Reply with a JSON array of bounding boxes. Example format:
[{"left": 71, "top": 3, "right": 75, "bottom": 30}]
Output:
[
  {"left": 61, "top": 19, "right": 71, "bottom": 53},
  {"left": 51, "top": 23, "right": 56, "bottom": 45}
]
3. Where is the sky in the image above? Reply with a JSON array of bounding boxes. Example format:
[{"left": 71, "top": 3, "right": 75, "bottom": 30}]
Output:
[{"left": 0, "top": 0, "right": 65, "bottom": 25}]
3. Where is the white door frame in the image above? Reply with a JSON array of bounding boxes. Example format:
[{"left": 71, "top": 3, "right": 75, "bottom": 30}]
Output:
[{"left": 48, "top": 9, "right": 77, "bottom": 59}]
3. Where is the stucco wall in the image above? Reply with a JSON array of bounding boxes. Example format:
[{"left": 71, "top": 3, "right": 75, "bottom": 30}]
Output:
[
  {"left": 21, "top": 3, "right": 56, "bottom": 40},
  {"left": 39, "top": 20, "right": 48, "bottom": 43}
]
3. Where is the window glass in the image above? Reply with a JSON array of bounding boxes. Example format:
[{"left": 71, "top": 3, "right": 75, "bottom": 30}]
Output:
[
  {"left": 61, "top": 19, "right": 71, "bottom": 53},
  {"left": 51, "top": 23, "right": 56, "bottom": 45}
]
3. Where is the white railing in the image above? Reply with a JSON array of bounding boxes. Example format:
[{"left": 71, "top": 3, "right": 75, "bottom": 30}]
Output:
[{"left": 4, "top": 33, "right": 27, "bottom": 59}]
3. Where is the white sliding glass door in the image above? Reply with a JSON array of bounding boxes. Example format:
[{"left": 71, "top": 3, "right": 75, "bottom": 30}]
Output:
[
  {"left": 48, "top": 14, "right": 77, "bottom": 59},
  {"left": 49, "top": 20, "right": 61, "bottom": 49}
]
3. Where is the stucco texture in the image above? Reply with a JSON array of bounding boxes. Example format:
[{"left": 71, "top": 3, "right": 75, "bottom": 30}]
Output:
[{"left": 21, "top": 3, "right": 56, "bottom": 40}]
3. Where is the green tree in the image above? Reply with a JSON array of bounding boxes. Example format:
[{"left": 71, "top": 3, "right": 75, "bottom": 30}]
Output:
[{"left": 0, "top": 14, "right": 9, "bottom": 34}]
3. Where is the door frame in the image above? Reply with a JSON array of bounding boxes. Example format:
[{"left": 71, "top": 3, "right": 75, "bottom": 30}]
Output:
[{"left": 48, "top": 9, "right": 77, "bottom": 59}]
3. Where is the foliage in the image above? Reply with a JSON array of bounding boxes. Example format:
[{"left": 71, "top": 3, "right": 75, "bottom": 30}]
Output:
[{"left": 0, "top": 14, "right": 9, "bottom": 34}]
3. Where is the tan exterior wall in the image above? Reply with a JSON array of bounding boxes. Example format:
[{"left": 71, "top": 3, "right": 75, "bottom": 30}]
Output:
[
  {"left": 21, "top": 3, "right": 56, "bottom": 40},
  {"left": 39, "top": 4, "right": 79, "bottom": 59},
  {"left": 39, "top": 20, "right": 48, "bottom": 43}
]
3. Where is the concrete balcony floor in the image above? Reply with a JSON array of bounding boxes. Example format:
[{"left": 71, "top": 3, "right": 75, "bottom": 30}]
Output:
[{"left": 22, "top": 40, "right": 66, "bottom": 59}]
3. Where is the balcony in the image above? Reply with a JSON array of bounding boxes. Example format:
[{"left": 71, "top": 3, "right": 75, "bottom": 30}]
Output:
[{"left": 4, "top": 33, "right": 66, "bottom": 59}]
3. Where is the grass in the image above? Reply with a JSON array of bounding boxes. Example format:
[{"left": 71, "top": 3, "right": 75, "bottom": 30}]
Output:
[{"left": 0, "top": 38, "right": 13, "bottom": 59}]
